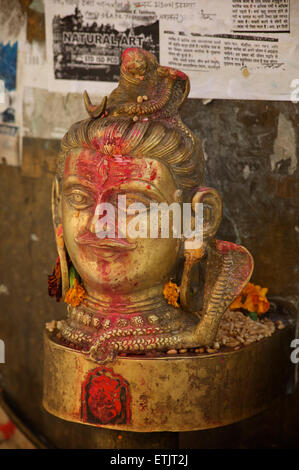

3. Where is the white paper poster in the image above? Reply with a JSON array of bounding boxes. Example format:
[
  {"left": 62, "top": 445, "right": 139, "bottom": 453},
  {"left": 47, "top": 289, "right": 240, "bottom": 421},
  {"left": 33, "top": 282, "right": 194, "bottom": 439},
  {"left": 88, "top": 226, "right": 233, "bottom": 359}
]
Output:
[{"left": 45, "top": 0, "right": 299, "bottom": 101}]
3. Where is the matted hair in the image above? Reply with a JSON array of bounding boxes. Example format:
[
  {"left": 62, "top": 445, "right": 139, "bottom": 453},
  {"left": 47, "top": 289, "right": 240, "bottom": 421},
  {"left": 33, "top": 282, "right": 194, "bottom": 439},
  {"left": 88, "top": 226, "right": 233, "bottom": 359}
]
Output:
[{"left": 57, "top": 115, "right": 204, "bottom": 198}]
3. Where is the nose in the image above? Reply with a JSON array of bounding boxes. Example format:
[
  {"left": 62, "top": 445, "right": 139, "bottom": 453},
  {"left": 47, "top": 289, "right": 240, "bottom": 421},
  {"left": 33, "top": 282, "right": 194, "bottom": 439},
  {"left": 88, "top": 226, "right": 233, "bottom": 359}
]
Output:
[{"left": 90, "top": 199, "right": 116, "bottom": 238}]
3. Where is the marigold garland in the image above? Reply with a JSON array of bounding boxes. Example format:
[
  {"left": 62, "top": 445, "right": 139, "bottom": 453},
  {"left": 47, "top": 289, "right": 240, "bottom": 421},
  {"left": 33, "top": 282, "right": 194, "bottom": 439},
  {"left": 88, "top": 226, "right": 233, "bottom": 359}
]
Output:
[
  {"left": 64, "top": 278, "right": 86, "bottom": 307},
  {"left": 163, "top": 281, "right": 180, "bottom": 308},
  {"left": 48, "top": 256, "right": 62, "bottom": 302},
  {"left": 230, "top": 282, "right": 270, "bottom": 316}
]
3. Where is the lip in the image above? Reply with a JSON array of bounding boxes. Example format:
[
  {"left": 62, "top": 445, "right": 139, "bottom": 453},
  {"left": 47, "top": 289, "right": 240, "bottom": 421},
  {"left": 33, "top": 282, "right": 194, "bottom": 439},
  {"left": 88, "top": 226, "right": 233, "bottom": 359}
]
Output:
[
  {"left": 86, "top": 246, "right": 124, "bottom": 260},
  {"left": 75, "top": 232, "right": 137, "bottom": 252}
]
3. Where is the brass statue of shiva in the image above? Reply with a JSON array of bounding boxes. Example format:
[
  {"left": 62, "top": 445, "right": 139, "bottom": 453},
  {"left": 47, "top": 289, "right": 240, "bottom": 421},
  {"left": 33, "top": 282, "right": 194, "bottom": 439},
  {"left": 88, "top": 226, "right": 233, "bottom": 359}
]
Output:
[{"left": 47, "top": 48, "right": 253, "bottom": 365}]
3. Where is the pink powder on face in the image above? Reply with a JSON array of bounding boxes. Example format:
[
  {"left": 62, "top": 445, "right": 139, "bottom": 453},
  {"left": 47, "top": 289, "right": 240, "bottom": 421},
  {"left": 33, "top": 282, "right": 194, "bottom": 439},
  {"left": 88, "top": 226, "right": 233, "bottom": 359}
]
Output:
[
  {"left": 75, "top": 147, "right": 141, "bottom": 193},
  {"left": 64, "top": 148, "right": 164, "bottom": 295},
  {"left": 150, "top": 168, "right": 157, "bottom": 181},
  {"left": 67, "top": 148, "right": 142, "bottom": 273}
]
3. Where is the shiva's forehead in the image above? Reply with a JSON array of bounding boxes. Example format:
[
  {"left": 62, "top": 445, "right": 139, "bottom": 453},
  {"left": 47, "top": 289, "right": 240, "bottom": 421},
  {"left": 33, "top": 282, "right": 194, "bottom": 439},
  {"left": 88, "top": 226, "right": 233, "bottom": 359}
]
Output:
[{"left": 63, "top": 148, "right": 178, "bottom": 201}]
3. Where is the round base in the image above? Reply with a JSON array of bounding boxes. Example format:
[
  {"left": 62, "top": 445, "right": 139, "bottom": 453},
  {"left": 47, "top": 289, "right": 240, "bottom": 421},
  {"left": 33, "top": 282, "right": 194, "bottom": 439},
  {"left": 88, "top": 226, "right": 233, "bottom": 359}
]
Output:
[{"left": 43, "top": 325, "right": 294, "bottom": 432}]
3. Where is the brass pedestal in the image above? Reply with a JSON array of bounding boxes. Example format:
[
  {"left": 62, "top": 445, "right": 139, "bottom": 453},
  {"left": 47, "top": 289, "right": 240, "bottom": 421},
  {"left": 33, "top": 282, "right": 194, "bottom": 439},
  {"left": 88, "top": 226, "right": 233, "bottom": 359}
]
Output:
[{"left": 43, "top": 320, "right": 295, "bottom": 432}]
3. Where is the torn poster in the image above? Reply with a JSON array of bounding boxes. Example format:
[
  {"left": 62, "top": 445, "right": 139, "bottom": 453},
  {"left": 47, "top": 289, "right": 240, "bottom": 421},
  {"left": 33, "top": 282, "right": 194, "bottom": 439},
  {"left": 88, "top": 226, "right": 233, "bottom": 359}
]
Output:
[
  {"left": 23, "top": 87, "right": 90, "bottom": 140},
  {"left": 0, "top": 41, "right": 18, "bottom": 125},
  {"left": 45, "top": 1, "right": 159, "bottom": 95},
  {"left": 0, "top": 38, "right": 21, "bottom": 165},
  {"left": 45, "top": 0, "right": 299, "bottom": 100},
  {"left": 0, "top": 39, "right": 20, "bottom": 166},
  {"left": 23, "top": 40, "right": 48, "bottom": 89},
  {"left": 19, "top": 0, "right": 48, "bottom": 90},
  {"left": 0, "top": 123, "right": 19, "bottom": 166},
  {"left": 0, "top": 0, "right": 26, "bottom": 165}
]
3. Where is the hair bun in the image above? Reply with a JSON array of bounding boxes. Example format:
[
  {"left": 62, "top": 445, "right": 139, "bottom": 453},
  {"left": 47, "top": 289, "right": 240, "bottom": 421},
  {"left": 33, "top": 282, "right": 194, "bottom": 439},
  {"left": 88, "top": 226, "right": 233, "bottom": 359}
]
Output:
[{"left": 84, "top": 48, "right": 190, "bottom": 122}]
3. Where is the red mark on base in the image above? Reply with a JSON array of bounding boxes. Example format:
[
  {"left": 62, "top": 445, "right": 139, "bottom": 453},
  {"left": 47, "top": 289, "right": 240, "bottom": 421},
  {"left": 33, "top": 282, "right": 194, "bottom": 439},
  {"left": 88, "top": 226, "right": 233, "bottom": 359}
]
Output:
[
  {"left": 81, "top": 366, "right": 131, "bottom": 426},
  {"left": 0, "top": 421, "right": 15, "bottom": 440}
]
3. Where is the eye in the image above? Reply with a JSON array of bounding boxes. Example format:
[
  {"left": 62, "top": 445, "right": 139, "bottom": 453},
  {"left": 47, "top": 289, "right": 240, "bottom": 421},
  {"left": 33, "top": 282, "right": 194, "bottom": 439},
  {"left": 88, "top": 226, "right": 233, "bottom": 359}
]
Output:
[
  {"left": 66, "top": 190, "right": 93, "bottom": 210},
  {"left": 73, "top": 193, "right": 84, "bottom": 203},
  {"left": 106, "top": 193, "right": 151, "bottom": 213}
]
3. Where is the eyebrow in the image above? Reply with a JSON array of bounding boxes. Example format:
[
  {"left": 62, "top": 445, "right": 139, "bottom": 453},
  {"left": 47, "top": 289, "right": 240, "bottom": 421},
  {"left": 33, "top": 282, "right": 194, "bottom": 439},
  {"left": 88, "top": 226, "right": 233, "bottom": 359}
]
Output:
[
  {"left": 118, "top": 180, "right": 170, "bottom": 204},
  {"left": 63, "top": 176, "right": 98, "bottom": 192}
]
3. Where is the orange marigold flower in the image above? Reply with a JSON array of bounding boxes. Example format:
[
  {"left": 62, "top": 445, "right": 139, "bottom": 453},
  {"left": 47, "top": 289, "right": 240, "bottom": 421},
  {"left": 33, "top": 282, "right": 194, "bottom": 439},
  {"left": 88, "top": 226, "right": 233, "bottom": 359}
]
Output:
[
  {"left": 163, "top": 281, "right": 180, "bottom": 308},
  {"left": 65, "top": 278, "right": 86, "bottom": 307},
  {"left": 243, "top": 283, "right": 257, "bottom": 295},
  {"left": 229, "top": 296, "right": 243, "bottom": 310},
  {"left": 243, "top": 293, "right": 256, "bottom": 312},
  {"left": 254, "top": 294, "right": 270, "bottom": 314},
  {"left": 230, "top": 282, "right": 270, "bottom": 316}
]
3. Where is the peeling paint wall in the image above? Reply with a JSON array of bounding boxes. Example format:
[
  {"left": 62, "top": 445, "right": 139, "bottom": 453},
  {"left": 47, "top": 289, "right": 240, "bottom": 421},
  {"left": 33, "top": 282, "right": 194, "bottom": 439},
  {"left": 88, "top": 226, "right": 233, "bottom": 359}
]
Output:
[
  {"left": 181, "top": 99, "right": 299, "bottom": 297},
  {"left": 270, "top": 113, "right": 297, "bottom": 175}
]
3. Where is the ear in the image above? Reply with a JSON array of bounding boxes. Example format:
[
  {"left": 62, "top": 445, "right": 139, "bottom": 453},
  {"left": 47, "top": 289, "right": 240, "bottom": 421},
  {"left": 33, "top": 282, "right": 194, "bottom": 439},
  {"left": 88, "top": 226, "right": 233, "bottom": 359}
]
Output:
[
  {"left": 51, "top": 176, "right": 62, "bottom": 228},
  {"left": 180, "top": 187, "right": 222, "bottom": 311},
  {"left": 51, "top": 177, "right": 69, "bottom": 296},
  {"left": 191, "top": 187, "right": 222, "bottom": 242}
]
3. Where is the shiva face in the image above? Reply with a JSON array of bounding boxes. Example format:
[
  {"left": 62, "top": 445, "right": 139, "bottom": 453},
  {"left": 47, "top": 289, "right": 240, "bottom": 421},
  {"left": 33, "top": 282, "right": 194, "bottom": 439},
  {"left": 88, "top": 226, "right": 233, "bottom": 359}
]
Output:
[{"left": 61, "top": 147, "right": 182, "bottom": 298}]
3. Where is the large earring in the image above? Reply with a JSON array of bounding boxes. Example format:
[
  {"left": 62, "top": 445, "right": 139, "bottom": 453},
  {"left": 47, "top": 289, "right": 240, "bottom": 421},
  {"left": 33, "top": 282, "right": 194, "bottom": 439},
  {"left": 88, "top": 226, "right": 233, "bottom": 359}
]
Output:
[
  {"left": 180, "top": 187, "right": 222, "bottom": 311},
  {"left": 51, "top": 177, "right": 69, "bottom": 297}
]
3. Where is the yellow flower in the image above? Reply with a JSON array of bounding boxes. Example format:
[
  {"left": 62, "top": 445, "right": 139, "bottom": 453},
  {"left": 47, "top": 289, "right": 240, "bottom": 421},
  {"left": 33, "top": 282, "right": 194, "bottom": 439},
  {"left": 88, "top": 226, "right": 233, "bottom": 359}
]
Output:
[
  {"left": 163, "top": 281, "right": 180, "bottom": 308},
  {"left": 65, "top": 278, "right": 86, "bottom": 307},
  {"left": 229, "top": 296, "right": 243, "bottom": 310},
  {"left": 230, "top": 282, "right": 270, "bottom": 315}
]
